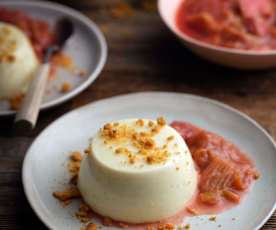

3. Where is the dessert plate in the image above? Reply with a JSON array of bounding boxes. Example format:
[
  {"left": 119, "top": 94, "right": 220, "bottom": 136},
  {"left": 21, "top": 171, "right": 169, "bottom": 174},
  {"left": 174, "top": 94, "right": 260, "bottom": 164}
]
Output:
[
  {"left": 22, "top": 92, "right": 276, "bottom": 230},
  {"left": 0, "top": 0, "right": 107, "bottom": 116}
]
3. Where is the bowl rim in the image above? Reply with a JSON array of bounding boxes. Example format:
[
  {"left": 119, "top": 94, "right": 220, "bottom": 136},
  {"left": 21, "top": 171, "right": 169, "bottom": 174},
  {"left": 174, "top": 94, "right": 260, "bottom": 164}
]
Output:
[{"left": 158, "top": 0, "right": 276, "bottom": 56}]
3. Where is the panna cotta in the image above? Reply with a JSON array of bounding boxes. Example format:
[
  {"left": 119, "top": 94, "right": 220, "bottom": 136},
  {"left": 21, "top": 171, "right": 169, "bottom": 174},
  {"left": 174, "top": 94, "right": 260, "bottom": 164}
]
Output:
[
  {"left": 0, "top": 22, "right": 39, "bottom": 99},
  {"left": 78, "top": 118, "right": 197, "bottom": 223}
]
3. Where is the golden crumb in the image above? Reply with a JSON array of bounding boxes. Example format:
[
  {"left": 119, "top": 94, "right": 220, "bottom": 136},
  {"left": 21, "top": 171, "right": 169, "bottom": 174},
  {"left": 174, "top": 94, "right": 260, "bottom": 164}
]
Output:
[
  {"left": 186, "top": 207, "right": 199, "bottom": 215},
  {"left": 70, "top": 151, "right": 83, "bottom": 162},
  {"left": 148, "top": 121, "right": 155, "bottom": 127},
  {"left": 52, "top": 52, "right": 74, "bottom": 71},
  {"left": 61, "top": 82, "right": 72, "bottom": 93},
  {"left": 144, "top": 138, "right": 155, "bottom": 149},
  {"left": 167, "top": 136, "right": 174, "bottom": 141},
  {"left": 53, "top": 187, "right": 81, "bottom": 202},
  {"left": 68, "top": 160, "right": 81, "bottom": 174},
  {"left": 100, "top": 118, "right": 170, "bottom": 165},
  {"left": 157, "top": 223, "right": 174, "bottom": 230},
  {"left": 151, "top": 127, "right": 160, "bottom": 134},
  {"left": 84, "top": 148, "right": 92, "bottom": 155},
  {"left": 135, "top": 119, "right": 144, "bottom": 126},
  {"left": 78, "top": 69, "right": 87, "bottom": 77},
  {"left": 146, "top": 156, "right": 154, "bottom": 164},
  {"left": 184, "top": 224, "right": 190, "bottom": 229},
  {"left": 209, "top": 216, "right": 217, "bottom": 221},
  {"left": 101, "top": 123, "right": 121, "bottom": 139},
  {"left": 157, "top": 117, "right": 166, "bottom": 126},
  {"left": 253, "top": 170, "right": 260, "bottom": 180},
  {"left": 75, "top": 202, "right": 93, "bottom": 223},
  {"left": 0, "top": 53, "right": 16, "bottom": 63},
  {"left": 128, "top": 155, "right": 136, "bottom": 164},
  {"left": 86, "top": 223, "right": 97, "bottom": 230},
  {"left": 115, "top": 147, "right": 125, "bottom": 154},
  {"left": 61, "top": 199, "right": 71, "bottom": 207}
]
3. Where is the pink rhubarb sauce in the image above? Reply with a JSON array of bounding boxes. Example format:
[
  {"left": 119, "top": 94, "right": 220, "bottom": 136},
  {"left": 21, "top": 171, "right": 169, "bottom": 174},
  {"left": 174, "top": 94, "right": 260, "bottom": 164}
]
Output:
[
  {"left": 176, "top": 0, "right": 276, "bottom": 50},
  {"left": 93, "top": 121, "right": 259, "bottom": 229}
]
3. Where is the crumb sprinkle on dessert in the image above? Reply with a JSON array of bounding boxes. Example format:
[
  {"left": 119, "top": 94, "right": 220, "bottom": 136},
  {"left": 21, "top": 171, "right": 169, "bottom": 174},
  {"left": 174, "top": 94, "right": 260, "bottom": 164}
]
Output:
[
  {"left": 99, "top": 117, "right": 176, "bottom": 165},
  {"left": 85, "top": 223, "right": 97, "bottom": 230},
  {"left": 156, "top": 223, "right": 175, "bottom": 230}
]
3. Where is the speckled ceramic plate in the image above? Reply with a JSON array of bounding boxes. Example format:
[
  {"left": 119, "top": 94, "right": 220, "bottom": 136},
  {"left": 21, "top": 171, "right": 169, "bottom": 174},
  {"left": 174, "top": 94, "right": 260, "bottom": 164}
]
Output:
[
  {"left": 0, "top": 0, "right": 107, "bottom": 116},
  {"left": 22, "top": 92, "right": 276, "bottom": 230}
]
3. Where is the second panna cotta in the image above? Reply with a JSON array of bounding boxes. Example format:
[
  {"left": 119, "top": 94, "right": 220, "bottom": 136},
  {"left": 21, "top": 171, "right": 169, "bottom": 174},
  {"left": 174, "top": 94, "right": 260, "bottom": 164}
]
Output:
[{"left": 78, "top": 118, "right": 197, "bottom": 223}]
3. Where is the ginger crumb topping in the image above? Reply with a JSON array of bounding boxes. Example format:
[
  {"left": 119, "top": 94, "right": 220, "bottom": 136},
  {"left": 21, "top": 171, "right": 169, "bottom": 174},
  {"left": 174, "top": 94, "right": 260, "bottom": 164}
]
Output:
[
  {"left": 157, "top": 223, "right": 175, "bottom": 230},
  {"left": 184, "top": 224, "right": 190, "bottom": 229},
  {"left": 209, "top": 216, "right": 217, "bottom": 221},
  {"left": 167, "top": 136, "right": 174, "bottom": 141},
  {"left": 70, "top": 151, "right": 83, "bottom": 161},
  {"left": 76, "top": 202, "right": 93, "bottom": 223},
  {"left": 146, "top": 150, "right": 169, "bottom": 165},
  {"left": 148, "top": 120, "right": 154, "bottom": 127},
  {"left": 100, "top": 117, "right": 172, "bottom": 165},
  {"left": 53, "top": 187, "right": 81, "bottom": 202},
  {"left": 85, "top": 223, "right": 97, "bottom": 230},
  {"left": 84, "top": 147, "right": 92, "bottom": 155},
  {"left": 135, "top": 119, "right": 144, "bottom": 126},
  {"left": 0, "top": 27, "right": 17, "bottom": 64},
  {"left": 61, "top": 82, "right": 72, "bottom": 93},
  {"left": 157, "top": 117, "right": 166, "bottom": 126}
]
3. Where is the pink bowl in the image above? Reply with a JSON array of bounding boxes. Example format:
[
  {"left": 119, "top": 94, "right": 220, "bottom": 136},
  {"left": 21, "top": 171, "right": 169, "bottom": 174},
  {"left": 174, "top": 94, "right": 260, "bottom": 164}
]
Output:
[{"left": 158, "top": 0, "right": 276, "bottom": 70}]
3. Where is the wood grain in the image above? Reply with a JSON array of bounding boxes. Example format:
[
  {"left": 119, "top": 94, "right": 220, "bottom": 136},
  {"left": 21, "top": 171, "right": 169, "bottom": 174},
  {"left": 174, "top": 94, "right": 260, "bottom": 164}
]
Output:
[{"left": 0, "top": 0, "right": 275, "bottom": 229}]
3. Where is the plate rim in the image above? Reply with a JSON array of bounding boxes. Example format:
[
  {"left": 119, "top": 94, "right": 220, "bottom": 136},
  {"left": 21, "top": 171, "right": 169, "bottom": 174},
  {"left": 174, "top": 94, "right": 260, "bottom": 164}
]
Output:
[
  {"left": 22, "top": 91, "right": 276, "bottom": 230},
  {"left": 0, "top": 0, "right": 108, "bottom": 116}
]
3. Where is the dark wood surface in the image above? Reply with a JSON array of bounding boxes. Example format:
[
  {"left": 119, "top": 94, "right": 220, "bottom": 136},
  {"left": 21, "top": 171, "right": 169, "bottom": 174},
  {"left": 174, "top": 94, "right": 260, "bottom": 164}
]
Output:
[{"left": 0, "top": 0, "right": 276, "bottom": 229}]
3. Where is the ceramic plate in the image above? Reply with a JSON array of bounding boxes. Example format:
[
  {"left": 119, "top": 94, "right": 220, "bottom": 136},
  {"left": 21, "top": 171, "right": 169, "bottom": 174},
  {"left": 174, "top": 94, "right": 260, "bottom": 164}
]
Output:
[
  {"left": 22, "top": 92, "right": 276, "bottom": 230},
  {"left": 0, "top": 0, "right": 107, "bottom": 116}
]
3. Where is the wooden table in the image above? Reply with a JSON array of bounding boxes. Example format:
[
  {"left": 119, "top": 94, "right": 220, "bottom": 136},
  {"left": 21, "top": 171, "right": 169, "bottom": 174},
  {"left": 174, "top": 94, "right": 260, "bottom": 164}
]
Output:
[{"left": 0, "top": 0, "right": 275, "bottom": 229}]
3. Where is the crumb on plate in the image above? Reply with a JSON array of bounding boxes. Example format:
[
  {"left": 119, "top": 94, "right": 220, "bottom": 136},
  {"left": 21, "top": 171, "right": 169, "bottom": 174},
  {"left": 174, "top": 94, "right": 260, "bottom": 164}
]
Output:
[
  {"left": 53, "top": 187, "right": 81, "bottom": 202},
  {"left": 61, "top": 82, "right": 72, "bottom": 93},
  {"left": 209, "top": 216, "right": 217, "bottom": 221}
]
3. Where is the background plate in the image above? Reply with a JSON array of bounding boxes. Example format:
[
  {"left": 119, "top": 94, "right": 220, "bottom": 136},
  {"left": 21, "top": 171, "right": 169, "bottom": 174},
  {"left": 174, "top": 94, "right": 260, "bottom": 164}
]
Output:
[
  {"left": 0, "top": 0, "right": 107, "bottom": 116},
  {"left": 23, "top": 92, "right": 276, "bottom": 230}
]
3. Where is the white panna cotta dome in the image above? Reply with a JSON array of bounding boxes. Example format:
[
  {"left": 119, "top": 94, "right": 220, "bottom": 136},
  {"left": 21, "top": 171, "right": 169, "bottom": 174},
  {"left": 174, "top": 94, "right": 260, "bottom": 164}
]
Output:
[
  {"left": 78, "top": 118, "right": 197, "bottom": 223},
  {"left": 0, "top": 22, "right": 39, "bottom": 99}
]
